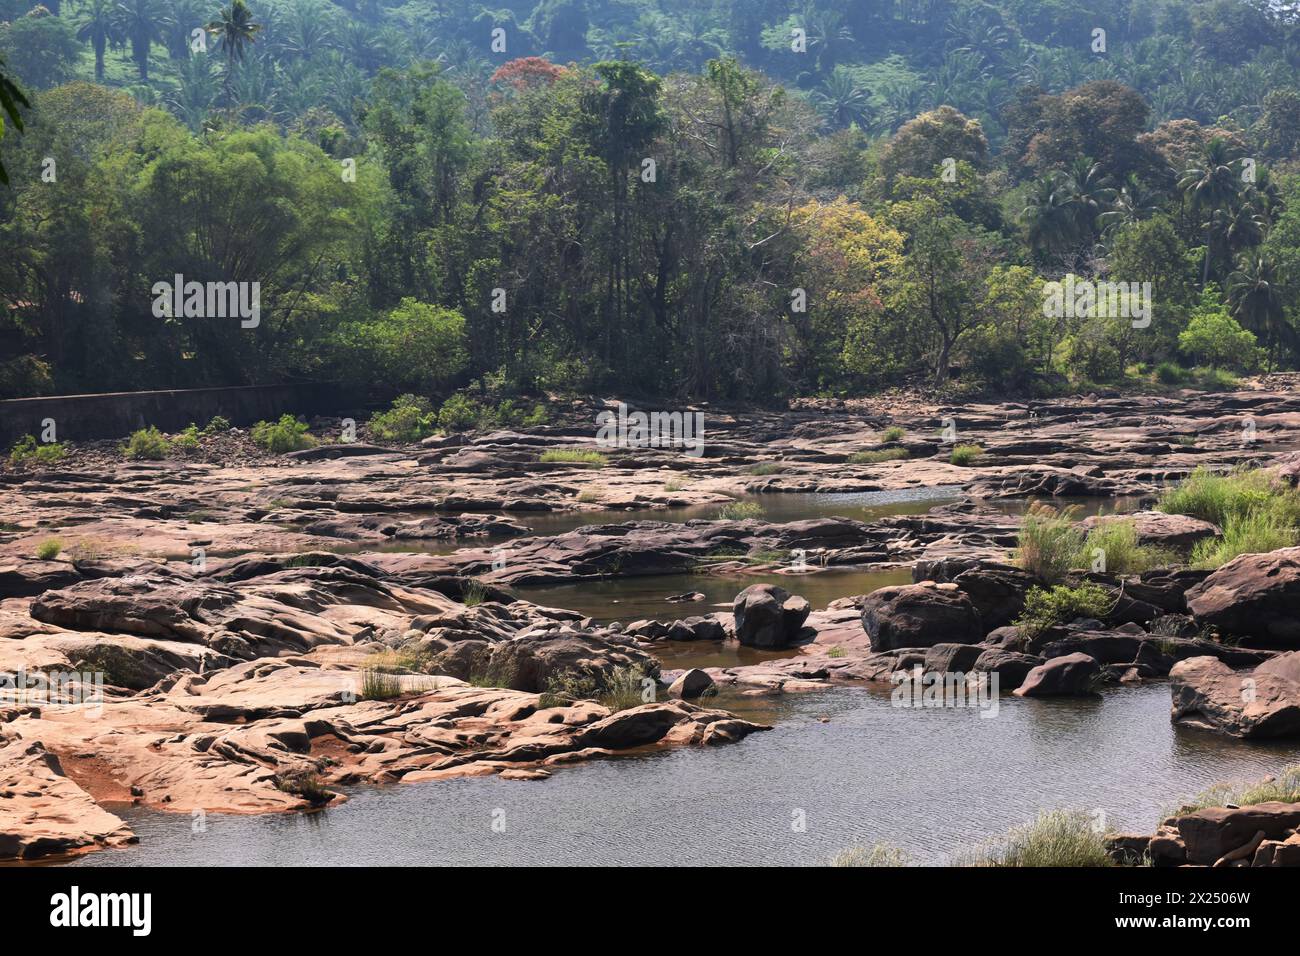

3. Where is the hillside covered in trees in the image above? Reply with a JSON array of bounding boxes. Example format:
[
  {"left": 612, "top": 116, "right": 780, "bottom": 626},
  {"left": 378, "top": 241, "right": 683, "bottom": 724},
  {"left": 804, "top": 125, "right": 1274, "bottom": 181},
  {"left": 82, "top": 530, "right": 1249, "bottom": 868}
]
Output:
[{"left": 5, "top": 0, "right": 1300, "bottom": 405}]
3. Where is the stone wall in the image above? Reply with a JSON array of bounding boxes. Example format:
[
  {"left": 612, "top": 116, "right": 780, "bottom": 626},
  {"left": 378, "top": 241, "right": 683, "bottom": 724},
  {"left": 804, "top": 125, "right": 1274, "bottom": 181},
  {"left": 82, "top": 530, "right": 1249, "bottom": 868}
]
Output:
[{"left": 0, "top": 383, "right": 357, "bottom": 445}]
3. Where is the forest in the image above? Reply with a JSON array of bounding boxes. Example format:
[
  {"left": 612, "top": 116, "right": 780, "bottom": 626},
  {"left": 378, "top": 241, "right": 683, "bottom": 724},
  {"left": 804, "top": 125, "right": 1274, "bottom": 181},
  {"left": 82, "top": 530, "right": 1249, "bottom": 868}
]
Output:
[{"left": 5, "top": 0, "right": 1300, "bottom": 406}]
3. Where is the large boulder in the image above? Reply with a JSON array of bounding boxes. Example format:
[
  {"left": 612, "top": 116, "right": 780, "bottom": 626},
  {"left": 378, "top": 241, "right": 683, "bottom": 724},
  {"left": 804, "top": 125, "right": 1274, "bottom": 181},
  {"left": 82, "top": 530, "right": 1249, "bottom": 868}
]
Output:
[
  {"left": 923, "top": 642, "right": 985, "bottom": 675},
  {"left": 972, "top": 648, "right": 1043, "bottom": 690},
  {"left": 913, "top": 559, "right": 1037, "bottom": 630},
  {"left": 483, "top": 632, "right": 660, "bottom": 693},
  {"left": 667, "top": 668, "right": 714, "bottom": 700},
  {"left": 1013, "top": 652, "right": 1101, "bottom": 697},
  {"left": 733, "top": 584, "right": 810, "bottom": 649},
  {"left": 1186, "top": 547, "right": 1300, "bottom": 647},
  {"left": 860, "top": 582, "right": 982, "bottom": 652},
  {"left": 1175, "top": 803, "right": 1300, "bottom": 866},
  {"left": 1169, "top": 652, "right": 1300, "bottom": 738},
  {"left": 1079, "top": 511, "right": 1220, "bottom": 550}
]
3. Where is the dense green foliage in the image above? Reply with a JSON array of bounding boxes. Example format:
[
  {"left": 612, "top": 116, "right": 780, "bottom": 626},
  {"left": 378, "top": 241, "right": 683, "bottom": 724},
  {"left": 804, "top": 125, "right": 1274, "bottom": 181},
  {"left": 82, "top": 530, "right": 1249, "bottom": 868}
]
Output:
[
  {"left": 1015, "top": 582, "right": 1114, "bottom": 639},
  {"left": 6, "top": 2, "right": 1300, "bottom": 402},
  {"left": 251, "top": 412, "right": 315, "bottom": 450}
]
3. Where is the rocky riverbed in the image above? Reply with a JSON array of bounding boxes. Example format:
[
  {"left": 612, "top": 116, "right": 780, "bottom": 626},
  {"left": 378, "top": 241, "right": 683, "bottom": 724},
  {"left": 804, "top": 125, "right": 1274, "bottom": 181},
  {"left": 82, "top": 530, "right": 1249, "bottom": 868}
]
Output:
[{"left": 4, "top": 384, "right": 1300, "bottom": 863}]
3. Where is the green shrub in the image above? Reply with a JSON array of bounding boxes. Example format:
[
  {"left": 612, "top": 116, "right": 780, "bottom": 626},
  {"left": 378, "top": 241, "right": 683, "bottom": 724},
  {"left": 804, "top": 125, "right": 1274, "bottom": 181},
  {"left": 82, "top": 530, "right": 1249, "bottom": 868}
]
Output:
[
  {"left": 201, "top": 415, "right": 232, "bottom": 435},
  {"left": 748, "top": 462, "right": 785, "bottom": 475},
  {"left": 539, "top": 448, "right": 608, "bottom": 467},
  {"left": 370, "top": 394, "right": 437, "bottom": 443},
  {"left": 881, "top": 426, "right": 906, "bottom": 442},
  {"left": 848, "top": 447, "right": 910, "bottom": 464},
  {"left": 121, "top": 426, "right": 171, "bottom": 460},
  {"left": 950, "top": 444, "right": 984, "bottom": 466},
  {"left": 520, "top": 403, "right": 549, "bottom": 427},
  {"left": 1015, "top": 503, "right": 1085, "bottom": 582},
  {"left": 174, "top": 424, "right": 201, "bottom": 451},
  {"left": 8, "top": 434, "right": 67, "bottom": 466},
  {"left": 957, "top": 810, "right": 1112, "bottom": 867},
  {"left": 717, "top": 500, "right": 765, "bottom": 521},
  {"left": 35, "top": 537, "right": 63, "bottom": 560},
  {"left": 1015, "top": 583, "right": 1114, "bottom": 639},
  {"left": 359, "top": 667, "right": 403, "bottom": 701},
  {"left": 251, "top": 415, "right": 317, "bottom": 453},
  {"left": 437, "top": 393, "right": 480, "bottom": 431},
  {"left": 1154, "top": 361, "right": 1189, "bottom": 384}
]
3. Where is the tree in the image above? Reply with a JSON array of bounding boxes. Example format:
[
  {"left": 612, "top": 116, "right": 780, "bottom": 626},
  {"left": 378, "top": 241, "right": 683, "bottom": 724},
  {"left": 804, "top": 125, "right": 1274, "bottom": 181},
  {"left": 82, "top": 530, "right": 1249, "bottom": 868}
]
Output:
[
  {"left": 880, "top": 105, "right": 988, "bottom": 185},
  {"left": 1227, "top": 254, "right": 1294, "bottom": 367},
  {"left": 76, "top": 0, "right": 121, "bottom": 82},
  {"left": 1022, "top": 81, "right": 1157, "bottom": 181},
  {"left": 112, "top": 0, "right": 163, "bottom": 82},
  {"left": 887, "top": 197, "right": 1000, "bottom": 387},
  {"left": 1, "top": 7, "right": 82, "bottom": 90},
  {"left": 207, "top": 0, "right": 262, "bottom": 100},
  {"left": 0, "top": 51, "right": 29, "bottom": 185},
  {"left": 811, "top": 66, "right": 870, "bottom": 129},
  {"left": 1178, "top": 287, "right": 1263, "bottom": 370},
  {"left": 334, "top": 298, "right": 469, "bottom": 395},
  {"left": 790, "top": 197, "right": 904, "bottom": 388},
  {"left": 1179, "top": 137, "right": 1243, "bottom": 286}
]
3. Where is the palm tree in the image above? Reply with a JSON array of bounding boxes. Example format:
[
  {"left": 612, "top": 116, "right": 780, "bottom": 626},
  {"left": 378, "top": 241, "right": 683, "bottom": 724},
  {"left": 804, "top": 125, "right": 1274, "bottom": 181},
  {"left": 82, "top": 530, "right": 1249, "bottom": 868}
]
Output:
[
  {"left": 113, "top": 0, "right": 163, "bottom": 81},
  {"left": 276, "top": 0, "right": 334, "bottom": 61},
  {"left": 160, "top": 0, "right": 208, "bottom": 60},
  {"left": 207, "top": 0, "right": 262, "bottom": 100},
  {"left": 1055, "top": 157, "right": 1114, "bottom": 248},
  {"left": 811, "top": 67, "right": 871, "bottom": 129},
  {"left": 1099, "top": 173, "right": 1161, "bottom": 236},
  {"left": 1179, "top": 137, "right": 1243, "bottom": 285},
  {"left": 77, "top": 0, "right": 121, "bottom": 82},
  {"left": 1228, "top": 255, "right": 1294, "bottom": 367},
  {"left": 1021, "top": 175, "right": 1075, "bottom": 258},
  {"left": 0, "top": 54, "right": 29, "bottom": 186},
  {"left": 167, "top": 51, "right": 218, "bottom": 130}
]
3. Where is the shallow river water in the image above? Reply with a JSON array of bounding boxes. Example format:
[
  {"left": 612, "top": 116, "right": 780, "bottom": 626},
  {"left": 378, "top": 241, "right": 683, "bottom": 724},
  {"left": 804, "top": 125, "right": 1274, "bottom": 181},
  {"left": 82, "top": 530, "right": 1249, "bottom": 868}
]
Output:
[
  {"left": 69, "top": 683, "right": 1300, "bottom": 868},
  {"left": 65, "top": 486, "right": 1280, "bottom": 867}
]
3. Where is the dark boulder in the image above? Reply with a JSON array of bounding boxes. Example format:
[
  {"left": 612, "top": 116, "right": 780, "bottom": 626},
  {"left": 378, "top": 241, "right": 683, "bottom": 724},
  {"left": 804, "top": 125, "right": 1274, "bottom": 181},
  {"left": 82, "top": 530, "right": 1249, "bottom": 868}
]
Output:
[
  {"left": 733, "top": 584, "right": 811, "bottom": 649},
  {"left": 860, "top": 582, "right": 983, "bottom": 652},
  {"left": 1013, "top": 652, "right": 1101, "bottom": 697}
]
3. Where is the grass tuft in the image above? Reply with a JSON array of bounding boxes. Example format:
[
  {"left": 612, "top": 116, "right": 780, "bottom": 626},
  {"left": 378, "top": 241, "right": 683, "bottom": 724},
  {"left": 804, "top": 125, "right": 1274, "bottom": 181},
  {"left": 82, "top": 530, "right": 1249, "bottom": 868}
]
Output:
[
  {"left": 1079, "top": 519, "right": 1175, "bottom": 574},
  {"left": 848, "top": 447, "right": 909, "bottom": 464},
  {"left": 1164, "top": 765, "right": 1300, "bottom": 821},
  {"left": 1015, "top": 503, "right": 1085, "bottom": 582},
  {"left": 360, "top": 667, "right": 405, "bottom": 700},
  {"left": 950, "top": 444, "right": 984, "bottom": 466},
  {"left": 540, "top": 448, "right": 608, "bottom": 467},
  {"left": 956, "top": 810, "right": 1112, "bottom": 867},
  {"left": 717, "top": 500, "right": 765, "bottom": 521},
  {"left": 35, "top": 537, "right": 64, "bottom": 560},
  {"left": 831, "top": 844, "right": 909, "bottom": 867},
  {"left": 1159, "top": 466, "right": 1300, "bottom": 568}
]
